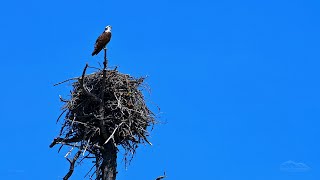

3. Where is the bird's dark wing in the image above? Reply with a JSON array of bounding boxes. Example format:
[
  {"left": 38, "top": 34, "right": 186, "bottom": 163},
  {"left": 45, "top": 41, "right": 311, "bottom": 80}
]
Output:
[{"left": 92, "top": 32, "right": 111, "bottom": 56}]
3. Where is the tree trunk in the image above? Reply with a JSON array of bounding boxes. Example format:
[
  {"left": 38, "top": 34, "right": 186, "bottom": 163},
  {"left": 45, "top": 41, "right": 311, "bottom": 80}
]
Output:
[
  {"left": 101, "top": 142, "right": 117, "bottom": 180},
  {"left": 99, "top": 47, "right": 117, "bottom": 180}
]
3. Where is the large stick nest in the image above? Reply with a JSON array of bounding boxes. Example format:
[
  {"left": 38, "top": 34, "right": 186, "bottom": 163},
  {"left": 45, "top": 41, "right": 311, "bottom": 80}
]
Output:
[{"left": 51, "top": 66, "right": 156, "bottom": 167}]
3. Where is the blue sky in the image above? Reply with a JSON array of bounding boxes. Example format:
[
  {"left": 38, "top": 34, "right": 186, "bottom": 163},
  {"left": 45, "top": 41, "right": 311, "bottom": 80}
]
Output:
[{"left": 0, "top": 0, "right": 320, "bottom": 179}]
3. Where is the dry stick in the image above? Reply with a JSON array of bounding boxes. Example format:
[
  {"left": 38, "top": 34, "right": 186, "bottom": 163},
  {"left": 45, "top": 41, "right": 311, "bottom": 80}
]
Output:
[
  {"left": 103, "top": 122, "right": 124, "bottom": 145},
  {"left": 84, "top": 163, "right": 98, "bottom": 179},
  {"left": 56, "top": 109, "right": 67, "bottom": 123},
  {"left": 63, "top": 150, "right": 82, "bottom": 180},
  {"left": 155, "top": 174, "right": 166, "bottom": 180},
  {"left": 49, "top": 136, "right": 82, "bottom": 148},
  {"left": 59, "top": 95, "right": 69, "bottom": 102},
  {"left": 80, "top": 64, "right": 101, "bottom": 102},
  {"left": 54, "top": 77, "right": 79, "bottom": 86}
]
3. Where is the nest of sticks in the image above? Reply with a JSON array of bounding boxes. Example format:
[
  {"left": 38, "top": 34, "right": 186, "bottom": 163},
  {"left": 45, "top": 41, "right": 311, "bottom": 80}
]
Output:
[{"left": 50, "top": 63, "right": 156, "bottom": 179}]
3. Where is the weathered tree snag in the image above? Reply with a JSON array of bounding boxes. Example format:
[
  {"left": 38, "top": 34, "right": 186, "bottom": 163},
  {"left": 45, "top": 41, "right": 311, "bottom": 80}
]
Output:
[
  {"left": 100, "top": 48, "right": 117, "bottom": 180},
  {"left": 51, "top": 45, "right": 157, "bottom": 180}
]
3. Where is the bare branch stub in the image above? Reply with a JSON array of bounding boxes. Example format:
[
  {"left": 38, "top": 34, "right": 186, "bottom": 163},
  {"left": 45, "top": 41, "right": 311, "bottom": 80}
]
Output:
[
  {"left": 63, "top": 150, "right": 82, "bottom": 180},
  {"left": 155, "top": 172, "right": 166, "bottom": 180},
  {"left": 50, "top": 58, "right": 156, "bottom": 179}
]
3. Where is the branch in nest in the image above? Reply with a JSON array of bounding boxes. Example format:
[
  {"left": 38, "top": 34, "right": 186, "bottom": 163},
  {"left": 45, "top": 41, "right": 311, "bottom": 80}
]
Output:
[
  {"left": 80, "top": 64, "right": 101, "bottom": 103},
  {"left": 54, "top": 77, "right": 79, "bottom": 86},
  {"left": 49, "top": 137, "right": 82, "bottom": 148},
  {"left": 103, "top": 122, "right": 124, "bottom": 145},
  {"left": 56, "top": 109, "right": 67, "bottom": 123}
]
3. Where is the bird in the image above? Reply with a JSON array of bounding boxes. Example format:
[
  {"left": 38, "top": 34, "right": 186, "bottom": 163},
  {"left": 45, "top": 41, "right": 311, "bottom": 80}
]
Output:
[{"left": 92, "top": 25, "right": 112, "bottom": 56}]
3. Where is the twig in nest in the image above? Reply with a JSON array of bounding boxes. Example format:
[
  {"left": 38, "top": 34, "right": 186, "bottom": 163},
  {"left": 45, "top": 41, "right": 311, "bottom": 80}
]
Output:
[
  {"left": 54, "top": 77, "right": 79, "bottom": 86},
  {"left": 103, "top": 122, "right": 124, "bottom": 145},
  {"left": 80, "top": 64, "right": 101, "bottom": 102},
  {"left": 56, "top": 109, "right": 67, "bottom": 123}
]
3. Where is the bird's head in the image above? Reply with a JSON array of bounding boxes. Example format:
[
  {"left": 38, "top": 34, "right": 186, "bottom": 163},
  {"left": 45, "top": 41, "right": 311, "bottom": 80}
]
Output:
[{"left": 105, "top": 25, "right": 112, "bottom": 32}]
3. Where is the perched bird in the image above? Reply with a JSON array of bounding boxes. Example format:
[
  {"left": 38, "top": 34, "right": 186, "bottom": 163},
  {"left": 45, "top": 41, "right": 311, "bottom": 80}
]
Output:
[{"left": 92, "top": 25, "right": 112, "bottom": 56}]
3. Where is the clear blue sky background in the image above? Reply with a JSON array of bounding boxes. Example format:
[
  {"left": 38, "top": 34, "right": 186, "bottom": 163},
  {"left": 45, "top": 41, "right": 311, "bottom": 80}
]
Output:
[{"left": 0, "top": 0, "right": 320, "bottom": 179}]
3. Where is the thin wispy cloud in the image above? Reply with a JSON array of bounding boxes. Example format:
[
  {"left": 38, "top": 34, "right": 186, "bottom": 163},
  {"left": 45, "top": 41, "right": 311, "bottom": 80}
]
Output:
[{"left": 280, "top": 160, "right": 310, "bottom": 172}]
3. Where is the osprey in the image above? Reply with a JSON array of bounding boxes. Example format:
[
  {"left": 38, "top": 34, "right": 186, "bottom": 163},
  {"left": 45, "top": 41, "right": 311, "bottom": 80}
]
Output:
[{"left": 92, "top": 25, "right": 112, "bottom": 56}]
